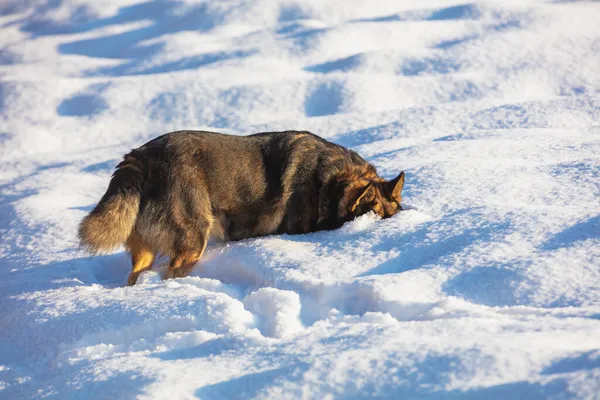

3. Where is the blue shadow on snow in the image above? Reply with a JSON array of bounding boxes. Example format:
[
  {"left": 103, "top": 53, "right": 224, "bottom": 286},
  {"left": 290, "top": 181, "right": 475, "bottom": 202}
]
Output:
[{"left": 540, "top": 215, "right": 600, "bottom": 251}]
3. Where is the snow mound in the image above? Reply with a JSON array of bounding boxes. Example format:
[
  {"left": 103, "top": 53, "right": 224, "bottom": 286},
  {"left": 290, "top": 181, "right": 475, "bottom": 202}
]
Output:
[{"left": 244, "top": 288, "right": 304, "bottom": 338}]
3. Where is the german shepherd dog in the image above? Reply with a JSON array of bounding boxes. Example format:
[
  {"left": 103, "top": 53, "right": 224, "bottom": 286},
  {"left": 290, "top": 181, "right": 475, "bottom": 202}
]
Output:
[{"left": 79, "top": 130, "right": 405, "bottom": 285}]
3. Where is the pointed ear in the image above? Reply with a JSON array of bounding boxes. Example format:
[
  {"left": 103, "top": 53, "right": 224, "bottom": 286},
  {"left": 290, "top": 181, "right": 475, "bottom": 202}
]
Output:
[
  {"left": 348, "top": 184, "right": 375, "bottom": 213},
  {"left": 386, "top": 171, "right": 405, "bottom": 200}
]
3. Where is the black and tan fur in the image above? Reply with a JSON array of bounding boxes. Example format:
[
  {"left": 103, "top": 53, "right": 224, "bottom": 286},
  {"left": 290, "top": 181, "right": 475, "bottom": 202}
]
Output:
[{"left": 79, "top": 130, "right": 405, "bottom": 285}]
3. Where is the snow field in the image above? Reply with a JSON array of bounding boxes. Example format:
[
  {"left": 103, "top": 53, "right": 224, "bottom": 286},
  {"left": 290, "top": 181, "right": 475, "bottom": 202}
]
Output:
[{"left": 1, "top": 0, "right": 599, "bottom": 398}]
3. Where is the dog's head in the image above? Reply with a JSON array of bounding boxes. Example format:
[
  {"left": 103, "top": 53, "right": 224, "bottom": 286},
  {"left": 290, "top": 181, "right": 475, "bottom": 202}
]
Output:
[{"left": 339, "top": 171, "right": 405, "bottom": 222}]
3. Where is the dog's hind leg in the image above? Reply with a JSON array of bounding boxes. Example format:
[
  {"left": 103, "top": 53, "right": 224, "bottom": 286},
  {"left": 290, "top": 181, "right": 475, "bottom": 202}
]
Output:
[
  {"left": 164, "top": 233, "right": 208, "bottom": 280},
  {"left": 126, "top": 232, "right": 156, "bottom": 286}
]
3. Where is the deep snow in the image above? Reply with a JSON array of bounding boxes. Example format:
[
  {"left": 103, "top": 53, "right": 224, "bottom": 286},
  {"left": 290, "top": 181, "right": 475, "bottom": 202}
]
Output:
[{"left": 1, "top": 0, "right": 599, "bottom": 398}]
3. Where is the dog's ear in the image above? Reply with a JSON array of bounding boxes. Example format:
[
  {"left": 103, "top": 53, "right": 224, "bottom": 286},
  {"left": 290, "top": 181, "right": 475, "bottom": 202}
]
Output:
[
  {"left": 347, "top": 184, "right": 376, "bottom": 213},
  {"left": 385, "top": 171, "right": 405, "bottom": 200}
]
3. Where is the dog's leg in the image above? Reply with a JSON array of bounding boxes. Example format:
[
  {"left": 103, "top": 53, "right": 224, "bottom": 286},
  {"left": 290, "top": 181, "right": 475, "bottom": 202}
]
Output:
[
  {"left": 126, "top": 232, "right": 156, "bottom": 286},
  {"left": 164, "top": 234, "right": 207, "bottom": 280}
]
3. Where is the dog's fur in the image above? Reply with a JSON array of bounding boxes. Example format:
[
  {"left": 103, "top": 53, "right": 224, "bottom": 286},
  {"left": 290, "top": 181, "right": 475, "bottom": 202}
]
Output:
[{"left": 79, "top": 130, "right": 405, "bottom": 285}]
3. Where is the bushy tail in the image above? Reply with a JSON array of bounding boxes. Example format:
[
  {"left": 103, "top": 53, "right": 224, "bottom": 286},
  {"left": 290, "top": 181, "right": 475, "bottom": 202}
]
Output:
[{"left": 78, "top": 153, "right": 144, "bottom": 253}]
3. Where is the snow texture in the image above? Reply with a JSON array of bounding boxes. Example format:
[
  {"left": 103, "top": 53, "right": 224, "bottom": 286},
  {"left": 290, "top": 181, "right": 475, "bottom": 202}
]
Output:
[{"left": 1, "top": 0, "right": 600, "bottom": 398}]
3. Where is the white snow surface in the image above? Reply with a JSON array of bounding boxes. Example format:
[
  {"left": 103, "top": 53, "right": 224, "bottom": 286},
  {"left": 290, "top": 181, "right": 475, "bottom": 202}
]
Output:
[{"left": 1, "top": 0, "right": 600, "bottom": 398}]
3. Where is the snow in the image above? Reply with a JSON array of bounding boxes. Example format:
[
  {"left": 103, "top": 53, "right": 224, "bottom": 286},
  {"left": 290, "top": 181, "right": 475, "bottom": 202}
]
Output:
[{"left": 1, "top": 0, "right": 599, "bottom": 398}]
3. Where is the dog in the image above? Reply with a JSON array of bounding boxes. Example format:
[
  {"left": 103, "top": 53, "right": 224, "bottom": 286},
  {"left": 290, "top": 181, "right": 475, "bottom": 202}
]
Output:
[{"left": 79, "top": 130, "right": 405, "bottom": 285}]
